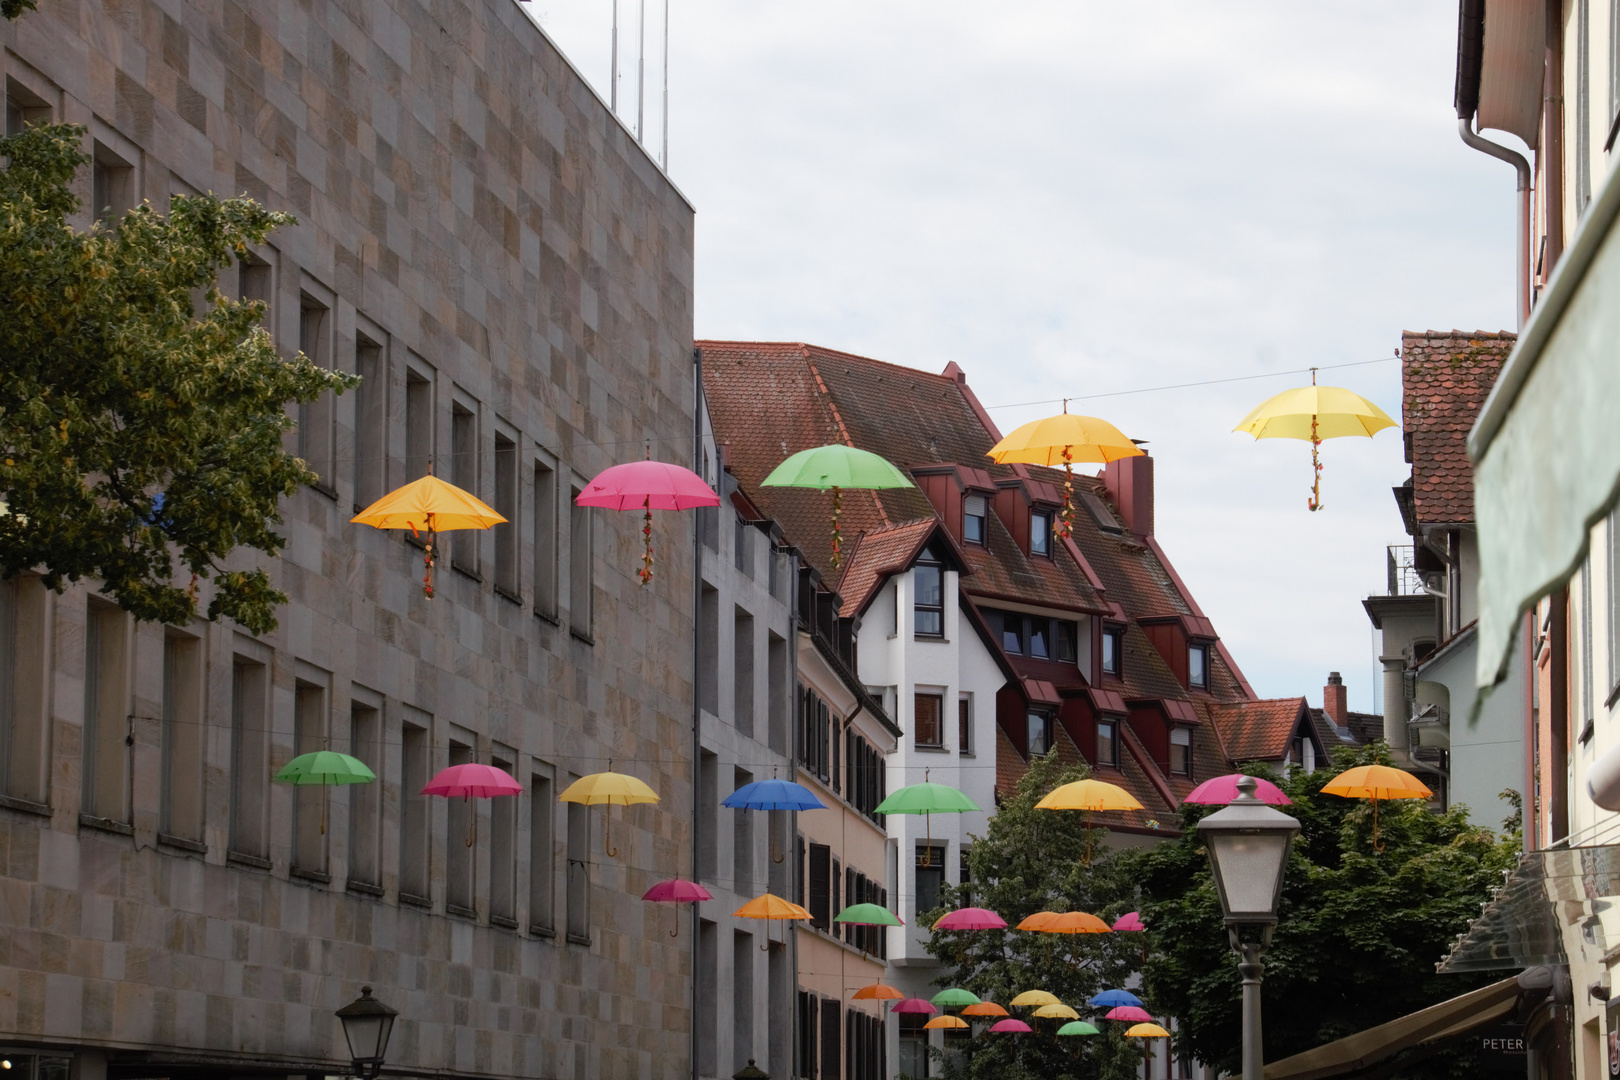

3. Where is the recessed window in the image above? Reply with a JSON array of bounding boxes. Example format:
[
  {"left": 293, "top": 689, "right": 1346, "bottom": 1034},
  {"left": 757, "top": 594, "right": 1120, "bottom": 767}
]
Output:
[
  {"left": 1000, "top": 611, "right": 1024, "bottom": 654},
  {"left": 913, "top": 557, "right": 944, "bottom": 637},
  {"left": 1170, "top": 726, "right": 1192, "bottom": 776},
  {"left": 1031, "top": 510, "right": 1052, "bottom": 557},
  {"left": 915, "top": 845, "right": 946, "bottom": 912},
  {"left": 914, "top": 693, "right": 944, "bottom": 748},
  {"left": 958, "top": 695, "right": 972, "bottom": 755},
  {"left": 1028, "top": 618, "right": 1050, "bottom": 659},
  {"left": 1096, "top": 720, "right": 1118, "bottom": 767},
  {"left": 1102, "top": 628, "right": 1123, "bottom": 675},
  {"left": 1027, "top": 711, "right": 1053, "bottom": 757},
  {"left": 1055, "top": 621, "right": 1077, "bottom": 664},
  {"left": 964, "top": 494, "right": 988, "bottom": 545},
  {"left": 1189, "top": 644, "right": 1209, "bottom": 689}
]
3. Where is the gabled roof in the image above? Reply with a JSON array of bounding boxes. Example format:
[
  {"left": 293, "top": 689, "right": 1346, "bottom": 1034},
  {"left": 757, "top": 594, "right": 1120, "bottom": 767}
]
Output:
[
  {"left": 836, "top": 518, "right": 942, "bottom": 618},
  {"left": 1205, "top": 697, "right": 1311, "bottom": 762},
  {"left": 1401, "top": 330, "right": 1514, "bottom": 527}
]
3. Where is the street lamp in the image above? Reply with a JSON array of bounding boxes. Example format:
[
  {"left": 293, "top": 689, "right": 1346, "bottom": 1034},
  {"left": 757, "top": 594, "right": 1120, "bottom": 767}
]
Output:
[
  {"left": 1196, "top": 775, "right": 1300, "bottom": 1080},
  {"left": 336, "top": 985, "right": 398, "bottom": 1079}
]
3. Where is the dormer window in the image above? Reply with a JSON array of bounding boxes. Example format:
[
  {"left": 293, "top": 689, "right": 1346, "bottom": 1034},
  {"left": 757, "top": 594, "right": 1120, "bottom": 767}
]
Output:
[
  {"left": 1095, "top": 720, "right": 1118, "bottom": 767},
  {"left": 1170, "top": 726, "right": 1192, "bottom": 775},
  {"left": 1027, "top": 712, "right": 1053, "bottom": 757},
  {"left": 1102, "top": 627, "right": 1123, "bottom": 675},
  {"left": 1031, "top": 510, "right": 1052, "bottom": 557},
  {"left": 914, "top": 555, "right": 944, "bottom": 637},
  {"left": 1189, "top": 643, "right": 1209, "bottom": 689},
  {"left": 964, "top": 495, "right": 988, "bottom": 545}
]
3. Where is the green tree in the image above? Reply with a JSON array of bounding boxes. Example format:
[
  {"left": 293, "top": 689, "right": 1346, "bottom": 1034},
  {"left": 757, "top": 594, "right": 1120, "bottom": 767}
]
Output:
[{"left": 0, "top": 123, "right": 353, "bottom": 634}]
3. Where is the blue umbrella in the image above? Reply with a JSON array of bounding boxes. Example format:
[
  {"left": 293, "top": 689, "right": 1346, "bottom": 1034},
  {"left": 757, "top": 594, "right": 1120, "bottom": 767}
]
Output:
[
  {"left": 1089, "top": 989, "right": 1143, "bottom": 1009},
  {"left": 722, "top": 779, "right": 827, "bottom": 812}
]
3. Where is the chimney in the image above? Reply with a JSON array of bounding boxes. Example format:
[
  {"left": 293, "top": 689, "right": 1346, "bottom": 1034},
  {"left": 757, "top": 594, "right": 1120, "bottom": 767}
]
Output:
[
  {"left": 1324, "top": 671, "right": 1347, "bottom": 725},
  {"left": 1103, "top": 452, "right": 1153, "bottom": 537}
]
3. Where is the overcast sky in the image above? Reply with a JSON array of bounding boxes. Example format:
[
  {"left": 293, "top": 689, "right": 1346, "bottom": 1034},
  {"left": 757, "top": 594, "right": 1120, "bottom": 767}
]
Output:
[{"left": 525, "top": 0, "right": 1519, "bottom": 714}]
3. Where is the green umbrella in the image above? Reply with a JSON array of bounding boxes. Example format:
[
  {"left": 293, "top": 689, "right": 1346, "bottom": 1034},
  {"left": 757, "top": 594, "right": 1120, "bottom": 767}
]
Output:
[
  {"left": 875, "top": 778, "right": 982, "bottom": 868},
  {"left": 931, "top": 988, "right": 982, "bottom": 1009},
  {"left": 273, "top": 751, "right": 376, "bottom": 838},
  {"left": 1057, "top": 1021, "right": 1100, "bottom": 1036},
  {"left": 834, "top": 903, "right": 903, "bottom": 926},
  {"left": 761, "top": 444, "right": 914, "bottom": 569}
]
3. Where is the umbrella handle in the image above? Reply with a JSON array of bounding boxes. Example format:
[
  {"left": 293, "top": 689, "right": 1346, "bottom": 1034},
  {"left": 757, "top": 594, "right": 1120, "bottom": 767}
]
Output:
[
  {"left": 1308, "top": 427, "right": 1323, "bottom": 513},
  {"left": 466, "top": 793, "right": 476, "bottom": 848},
  {"left": 639, "top": 499, "right": 655, "bottom": 586},
  {"left": 830, "top": 486, "right": 843, "bottom": 569},
  {"left": 1058, "top": 449, "right": 1074, "bottom": 539},
  {"left": 1371, "top": 797, "right": 1383, "bottom": 852},
  {"left": 604, "top": 808, "right": 619, "bottom": 858},
  {"left": 670, "top": 903, "right": 680, "bottom": 939}
]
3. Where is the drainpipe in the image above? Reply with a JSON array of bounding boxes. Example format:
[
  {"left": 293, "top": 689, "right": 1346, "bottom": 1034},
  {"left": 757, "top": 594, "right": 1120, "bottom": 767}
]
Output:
[{"left": 692, "top": 346, "right": 703, "bottom": 1080}]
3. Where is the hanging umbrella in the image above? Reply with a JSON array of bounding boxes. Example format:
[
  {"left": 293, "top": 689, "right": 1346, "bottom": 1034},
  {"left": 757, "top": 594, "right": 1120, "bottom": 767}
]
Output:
[
  {"left": 891, "top": 999, "right": 937, "bottom": 1015},
  {"left": 1058, "top": 1021, "right": 1101, "bottom": 1036},
  {"left": 1016, "top": 911, "right": 1060, "bottom": 931},
  {"left": 1321, "top": 763, "right": 1432, "bottom": 850},
  {"left": 930, "top": 988, "right": 981, "bottom": 1009},
  {"left": 923, "top": 1016, "right": 969, "bottom": 1030},
  {"left": 986, "top": 408, "right": 1143, "bottom": 539},
  {"left": 1089, "top": 989, "right": 1144, "bottom": 1009},
  {"left": 875, "top": 776, "right": 982, "bottom": 870},
  {"left": 1035, "top": 778, "right": 1143, "bottom": 864},
  {"left": 933, "top": 907, "right": 1007, "bottom": 931},
  {"left": 576, "top": 459, "right": 720, "bottom": 584},
  {"left": 988, "top": 1019, "right": 1032, "bottom": 1033},
  {"left": 558, "top": 765, "right": 661, "bottom": 857},
  {"left": 1105, "top": 1006, "right": 1154, "bottom": 1023},
  {"left": 760, "top": 444, "right": 914, "bottom": 569},
  {"left": 724, "top": 777, "right": 826, "bottom": 863},
  {"left": 642, "top": 878, "right": 712, "bottom": 938},
  {"left": 834, "top": 903, "right": 903, "bottom": 926},
  {"left": 1037, "top": 911, "right": 1111, "bottom": 934},
  {"left": 1125, "top": 1023, "right": 1169, "bottom": 1038},
  {"left": 961, "top": 1002, "right": 1009, "bottom": 1017},
  {"left": 1032, "top": 1003, "right": 1080, "bottom": 1020},
  {"left": 1111, "top": 913, "right": 1146, "bottom": 932},
  {"left": 1009, "top": 990, "right": 1061, "bottom": 1008},
  {"left": 273, "top": 750, "right": 376, "bottom": 838},
  {"left": 352, "top": 474, "right": 506, "bottom": 597},
  {"left": 1233, "top": 372, "right": 1396, "bottom": 512},
  {"left": 1183, "top": 773, "right": 1292, "bottom": 805},
  {"left": 733, "top": 892, "right": 813, "bottom": 952},
  {"left": 422, "top": 763, "right": 523, "bottom": 847},
  {"left": 851, "top": 984, "right": 906, "bottom": 1002}
]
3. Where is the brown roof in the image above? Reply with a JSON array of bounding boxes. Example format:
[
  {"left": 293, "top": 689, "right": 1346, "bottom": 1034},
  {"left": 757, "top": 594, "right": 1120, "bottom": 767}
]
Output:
[
  {"left": 835, "top": 519, "right": 939, "bottom": 618},
  {"left": 1205, "top": 697, "right": 1309, "bottom": 762},
  {"left": 1400, "top": 330, "right": 1514, "bottom": 526}
]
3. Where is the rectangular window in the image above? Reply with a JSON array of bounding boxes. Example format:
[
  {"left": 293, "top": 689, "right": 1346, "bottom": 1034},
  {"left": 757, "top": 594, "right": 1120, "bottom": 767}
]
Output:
[
  {"left": 697, "top": 921, "right": 718, "bottom": 1074},
  {"left": 298, "top": 298, "right": 335, "bottom": 492},
  {"left": 958, "top": 695, "right": 972, "bottom": 755},
  {"left": 734, "top": 766, "right": 755, "bottom": 893},
  {"left": 529, "top": 772, "right": 555, "bottom": 933},
  {"left": 698, "top": 749, "right": 718, "bottom": 882},
  {"left": 91, "top": 142, "right": 134, "bottom": 224},
  {"left": 230, "top": 658, "right": 269, "bottom": 859},
  {"left": 404, "top": 367, "right": 433, "bottom": 481},
  {"left": 160, "top": 631, "right": 203, "bottom": 843},
  {"left": 768, "top": 632, "right": 789, "bottom": 755},
  {"left": 398, "top": 718, "right": 429, "bottom": 902},
  {"left": 493, "top": 433, "right": 518, "bottom": 598},
  {"left": 1028, "top": 617, "right": 1050, "bottom": 659},
  {"left": 797, "top": 992, "right": 819, "bottom": 1080},
  {"left": 913, "top": 561, "right": 943, "bottom": 637},
  {"left": 1102, "top": 628, "right": 1122, "bottom": 675},
  {"left": 353, "top": 334, "right": 386, "bottom": 512},
  {"left": 292, "top": 679, "right": 329, "bottom": 878},
  {"left": 914, "top": 693, "right": 944, "bottom": 748},
  {"left": 0, "top": 578, "right": 48, "bottom": 804},
  {"left": 83, "top": 601, "right": 129, "bottom": 824},
  {"left": 958, "top": 846, "right": 973, "bottom": 907},
  {"left": 1000, "top": 610, "right": 1024, "bottom": 654},
  {"left": 964, "top": 494, "right": 987, "bottom": 545},
  {"left": 4, "top": 79, "right": 50, "bottom": 137},
  {"left": 1027, "top": 711, "right": 1052, "bottom": 758},
  {"left": 699, "top": 584, "right": 720, "bottom": 715},
  {"left": 446, "top": 735, "right": 474, "bottom": 914},
  {"left": 236, "top": 252, "right": 272, "bottom": 324},
  {"left": 347, "top": 698, "right": 381, "bottom": 889},
  {"left": 1031, "top": 510, "right": 1052, "bottom": 556},
  {"left": 1055, "top": 620, "right": 1077, "bottom": 664},
  {"left": 808, "top": 842, "right": 831, "bottom": 929},
  {"left": 569, "top": 485, "right": 593, "bottom": 637},
  {"left": 734, "top": 514, "right": 752, "bottom": 575},
  {"left": 1189, "top": 644, "right": 1209, "bottom": 689},
  {"left": 1170, "top": 726, "right": 1192, "bottom": 776},
  {"left": 489, "top": 748, "right": 517, "bottom": 924},
  {"left": 533, "top": 459, "right": 558, "bottom": 618},
  {"left": 566, "top": 797, "right": 591, "bottom": 942},
  {"left": 450, "top": 404, "right": 478, "bottom": 575},
  {"left": 819, "top": 999, "right": 841, "bottom": 1080},
  {"left": 733, "top": 930, "right": 755, "bottom": 1072},
  {"left": 915, "top": 845, "right": 945, "bottom": 915},
  {"left": 899, "top": 1011, "right": 927, "bottom": 1080},
  {"left": 1096, "top": 720, "right": 1118, "bottom": 767},
  {"left": 734, "top": 607, "right": 755, "bottom": 737}
]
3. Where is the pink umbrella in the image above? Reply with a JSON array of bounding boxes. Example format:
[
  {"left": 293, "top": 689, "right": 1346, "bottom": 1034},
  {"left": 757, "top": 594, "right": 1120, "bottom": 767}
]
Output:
[
  {"left": 1112, "top": 912, "right": 1146, "bottom": 932},
  {"left": 1105, "top": 1006, "right": 1154, "bottom": 1023},
  {"left": 643, "top": 878, "right": 713, "bottom": 939},
  {"left": 933, "top": 907, "right": 1008, "bottom": 931},
  {"left": 989, "top": 1019, "right": 1032, "bottom": 1033},
  {"left": 423, "top": 764, "right": 523, "bottom": 846},
  {"left": 892, "top": 999, "right": 937, "bottom": 1014},
  {"left": 576, "top": 460, "right": 721, "bottom": 584},
  {"left": 1182, "top": 774, "right": 1291, "bottom": 806}
]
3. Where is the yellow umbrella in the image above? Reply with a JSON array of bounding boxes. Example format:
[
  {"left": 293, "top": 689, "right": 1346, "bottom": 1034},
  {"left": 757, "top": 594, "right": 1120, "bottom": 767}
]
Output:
[
  {"left": 1032, "top": 1004, "right": 1079, "bottom": 1020},
  {"left": 924, "top": 1016, "right": 969, "bottom": 1030},
  {"left": 1125, "top": 1023, "right": 1169, "bottom": 1038},
  {"left": 1035, "top": 778, "right": 1144, "bottom": 865},
  {"left": 559, "top": 765, "right": 660, "bottom": 857},
  {"left": 734, "top": 891, "right": 814, "bottom": 951},
  {"left": 1009, "top": 990, "right": 1061, "bottom": 1008},
  {"left": 1321, "top": 764, "right": 1432, "bottom": 851},
  {"left": 1233, "top": 372, "right": 1396, "bottom": 512},
  {"left": 351, "top": 474, "right": 507, "bottom": 596},
  {"left": 987, "top": 408, "right": 1142, "bottom": 540}
]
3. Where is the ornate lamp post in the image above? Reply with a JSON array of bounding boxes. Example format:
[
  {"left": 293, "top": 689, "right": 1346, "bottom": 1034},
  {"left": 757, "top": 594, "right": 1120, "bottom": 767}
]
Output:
[
  {"left": 1196, "top": 775, "right": 1300, "bottom": 1080},
  {"left": 336, "top": 985, "right": 398, "bottom": 1079}
]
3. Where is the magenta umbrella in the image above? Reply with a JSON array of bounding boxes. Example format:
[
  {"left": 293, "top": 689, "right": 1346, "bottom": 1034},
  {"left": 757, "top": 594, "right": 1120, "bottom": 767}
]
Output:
[
  {"left": 576, "top": 460, "right": 720, "bottom": 584},
  {"left": 1112, "top": 911, "right": 1145, "bottom": 932},
  {"left": 643, "top": 878, "right": 713, "bottom": 939},
  {"left": 934, "top": 907, "right": 1008, "bottom": 931},
  {"left": 1182, "top": 773, "right": 1292, "bottom": 806},
  {"left": 892, "top": 999, "right": 937, "bottom": 1015},
  {"left": 1105, "top": 1006, "right": 1153, "bottom": 1023},
  {"left": 989, "top": 1019, "right": 1032, "bottom": 1033},
  {"left": 423, "top": 763, "right": 523, "bottom": 846}
]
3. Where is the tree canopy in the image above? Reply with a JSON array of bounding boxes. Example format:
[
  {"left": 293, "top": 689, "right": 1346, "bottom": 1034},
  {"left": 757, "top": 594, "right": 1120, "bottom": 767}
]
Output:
[{"left": 0, "top": 123, "right": 353, "bottom": 633}]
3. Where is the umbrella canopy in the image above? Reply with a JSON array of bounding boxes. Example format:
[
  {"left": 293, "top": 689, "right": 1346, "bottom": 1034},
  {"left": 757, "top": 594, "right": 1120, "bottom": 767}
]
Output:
[
  {"left": 851, "top": 984, "right": 906, "bottom": 1002},
  {"left": 875, "top": 782, "right": 982, "bottom": 815},
  {"left": 1183, "top": 773, "right": 1293, "bottom": 806},
  {"left": 1126, "top": 1023, "right": 1171, "bottom": 1038},
  {"left": 1106, "top": 1006, "right": 1154, "bottom": 1023},
  {"left": 891, "top": 998, "right": 937, "bottom": 1015},
  {"left": 1089, "top": 989, "right": 1144, "bottom": 1008},
  {"left": 1321, "top": 764, "right": 1433, "bottom": 800},
  {"left": 1112, "top": 912, "right": 1146, "bottom": 932},
  {"left": 988, "top": 414, "right": 1143, "bottom": 468},
  {"left": 575, "top": 461, "right": 720, "bottom": 511},
  {"left": 1233, "top": 380, "right": 1396, "bottom": 511},
  {"left": 1032, "top": 1004, "right": 1080, "bottom": 1020},
  {"left": 934, "top": 907, "right": 1007, "bottom": 931},
  {"left": 273, "top": 751, "right": 375, "bottom": 785},
  {"left": 960, "top": 1002, "right": 1009, "bottom": 1017},
  {"left": 1058, "top": 1021, "right": 1101, "bottom": 1036},
  {"left": 422, "top": 763, "right": 523, "bottom": 798},
  {"left": 723, "top": 778, "right": 827, "bottom": 812},
  {"left": 988, "top": 1019, "right": 1032, "bottom": 1034},
  {"left": 762, "top": 444, "right": 914, "bottom": 490},
  {"left": 558, "top": 771, "right": 660, "bottom": 806},
  {"left": 351, "top": 474, "right": 506, "bottom": 596},
  {"left": 642, "top": 878, "right": 712, "bottom": 903},
  {"left": 930, "top": 989, "right": 981, "bottom": 1009},
  {"left": 1036, "top": 778, "right": 1143, "bottom": 812},
  {"left": 834, "top": 903, "right": 902, "bottom": 926},
  {"left": 733, "top": 893, "right": 813, "bottom": 921},
  {"left": 923, "top": 1016, "right": 969, "bottom": 1030},
  {"left": 1016, "top": 911, "right": 1059, "bottom": 931},
  {"left": 1039, "top": 911, "right": 1111, "bottom": 934},
  {"left": 1010, "top": 990, "right": 1061, "bottom": 1008}
]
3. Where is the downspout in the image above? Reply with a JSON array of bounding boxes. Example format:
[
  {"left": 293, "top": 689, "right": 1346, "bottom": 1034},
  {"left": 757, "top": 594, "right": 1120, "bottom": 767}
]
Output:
[{"left": 691, "top": 346, "right": 703, "bottom": 1080}]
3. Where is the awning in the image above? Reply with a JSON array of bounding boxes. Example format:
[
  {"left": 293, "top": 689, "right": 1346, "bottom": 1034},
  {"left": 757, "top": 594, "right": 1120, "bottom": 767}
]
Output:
[
  {"left": 1262, "top": 977, "right": 1522, "bottom": 1080},
  {"left": 1469, "top": 112, "right": 1620, "bottom": 691},
  {"left": 1477, "top": 0, "right": 1545, "bottom": 149}
]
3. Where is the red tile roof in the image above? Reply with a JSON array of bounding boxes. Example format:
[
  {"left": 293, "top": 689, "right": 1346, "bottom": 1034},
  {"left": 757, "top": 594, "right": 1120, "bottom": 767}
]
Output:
[
  {"left": 1205, "top": 697, "right": 1309, "bottom": 763},
  {"left": 1401, "top": 330, "right": 1514, "bottom": 526},
  {"left": 835, "top": 519, "right": 939, "bottom": 618}
]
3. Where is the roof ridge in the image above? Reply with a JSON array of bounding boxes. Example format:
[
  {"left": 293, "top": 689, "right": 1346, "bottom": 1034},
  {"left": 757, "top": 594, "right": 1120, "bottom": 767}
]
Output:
[{"left": 696, "top": 339, "right": 959, "bottom": 386}]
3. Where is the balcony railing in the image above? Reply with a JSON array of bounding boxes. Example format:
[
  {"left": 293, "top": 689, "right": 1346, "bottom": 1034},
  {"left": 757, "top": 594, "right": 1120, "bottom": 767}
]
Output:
[{"left": 1387, "top": 545, "right": 1426, "bottom": 597}]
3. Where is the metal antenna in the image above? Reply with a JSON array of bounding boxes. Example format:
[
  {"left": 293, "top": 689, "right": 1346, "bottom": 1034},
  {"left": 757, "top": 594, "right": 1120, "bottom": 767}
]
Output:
[
  {"left": 636, "top": 0, "right": 646, "bottom": 140},
  {"left": 610, "top": 0, "right": 619, "bottom": 113},
  {"left": 661, "top": 0, "right": 670, "bottom": 166}
]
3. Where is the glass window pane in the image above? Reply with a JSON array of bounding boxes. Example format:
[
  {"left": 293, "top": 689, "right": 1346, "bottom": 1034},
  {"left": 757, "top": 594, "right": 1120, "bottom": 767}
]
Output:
[
  {"left": 1097, "top": 722, "right": 1116, "bottom": 766},
  {"left": 1029, "top": 620, "right": 1049, "bottom": 659},
  {"left": 1031, "top": 512, "right": 1050, "bottom": 556},
  {"left": 1208, "top": 832, "right": 1289, "bottom": 919}
]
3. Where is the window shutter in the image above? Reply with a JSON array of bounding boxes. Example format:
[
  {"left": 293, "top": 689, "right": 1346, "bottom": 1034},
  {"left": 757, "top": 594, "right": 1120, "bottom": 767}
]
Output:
[
  {"left": 808, "top": 844, "right": 830, "bottom": 929},
  {"left": 820, "top": 998, "right": 841, "bottom": 1080}
]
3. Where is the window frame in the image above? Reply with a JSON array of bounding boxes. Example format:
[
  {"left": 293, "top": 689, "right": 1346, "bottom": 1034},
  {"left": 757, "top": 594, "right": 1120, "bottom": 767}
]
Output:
[
  {"left": 912, "top": 556, "right": 944, "bottom": 638},
  {"left": 1095, "top": 719, "right": 1119, "bottom": 768},
  {"left": 1030, "top": 509, "right": 1052, "bottom": 557},
  {"left": 963, "top": 493, "right": 988, "bottom": 545},
  {"left": 1026, "top": 710, "right": 1053, "bottom": 758},
  {"left": 914, "top": 692, "right": 945, "bottom": 749},
  {"left": 1189, "top": 642, "right": 1210, "bottom": 689},
  {"left": 958, "top": 694, "right": 973, "bottom": 756},
  {"left": 1169, "top": 725, "right": 1192, "bottom": 777},
  {"left": 1102, "top": 626, "right": 1123, "bottom": 676}
]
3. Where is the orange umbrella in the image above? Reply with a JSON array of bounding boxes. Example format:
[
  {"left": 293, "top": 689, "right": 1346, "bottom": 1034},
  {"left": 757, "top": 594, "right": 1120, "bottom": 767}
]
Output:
[
  {"left": 352, "top": 474, "right": 506, "bottom": 597},
  {"left": 1322, "top": 764, "right": 1431, "bottom": 850},
  {"left": 1039, "top": 911, "right": 1111, "bottom": 934},
  {"left": 987, "top": 408, "right": 1142, "bottom": 538},
  {"left": 924, "top": 1016, "right": 969, "bottom": 1030},
  {"left": 734, "top": 892, "right": 813, "bottom": 951},
  {"left": 852, "top": 984, "right": 906, "bottom": 1002},
  {"left": 961, "top": 1002, "right": 1009, "bottom": 1017},
  {"left": 1035, "top": 778, "right": 1144, "bottom": 864},
  {"left": 1017, "top": 912, "right": 1060, "bottom": 931}
]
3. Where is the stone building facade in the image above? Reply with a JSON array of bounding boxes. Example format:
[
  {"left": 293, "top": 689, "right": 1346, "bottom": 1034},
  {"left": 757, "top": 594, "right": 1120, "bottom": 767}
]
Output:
[{"left": 0, "top": 3, "right": 695, "bottom": 1080}]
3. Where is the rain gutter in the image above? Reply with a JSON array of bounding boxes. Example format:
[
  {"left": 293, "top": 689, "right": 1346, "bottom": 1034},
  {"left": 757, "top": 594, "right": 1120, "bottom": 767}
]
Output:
[{"left": 691, "top": 345, "right": 702, "bottom": 1080}]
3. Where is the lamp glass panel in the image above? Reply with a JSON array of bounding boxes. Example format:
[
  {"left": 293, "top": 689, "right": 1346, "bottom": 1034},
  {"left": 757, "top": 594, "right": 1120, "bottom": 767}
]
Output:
[
  {"left": 1207, "top": 831, "right": 1288, "bottom": 919},
  {"left": 343, "top": 1014, "right": 386, "bottom": 1060}
]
